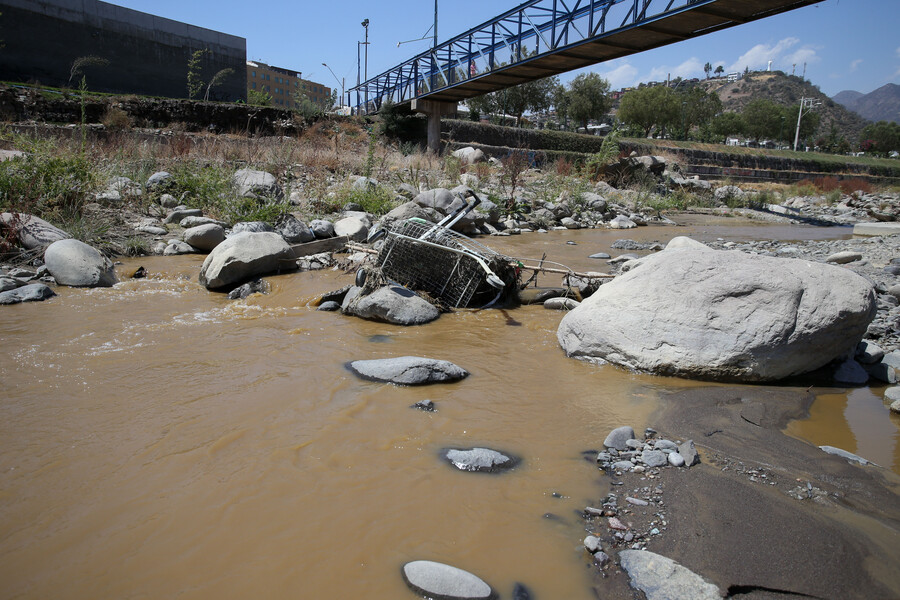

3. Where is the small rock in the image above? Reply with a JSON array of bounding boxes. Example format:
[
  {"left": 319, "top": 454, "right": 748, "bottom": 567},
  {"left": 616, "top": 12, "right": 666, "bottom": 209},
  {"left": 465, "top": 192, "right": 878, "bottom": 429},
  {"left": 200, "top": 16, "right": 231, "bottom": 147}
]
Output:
[
  {"left": 444, "top": 447, "right": 519, "bottom": 473},
  {"left": 317, "top": 300, "right": 341, "bottom": 311},
  {"left": 679, "top": 440, "right": 700, "bottom": 467},
  {"left": 641, "top": 450, "right": 667, "bottom": 468},
  {"left": 227, "top": 279, "right": 268, "bottom": 300},
  {"left": 543, "top": 297, "right": 580, "bottom": 310},
  {"left": 608, "top": 517, "right": 628, "bottom": 531},
  {"left": 412, "top": 399, "right": 435, "bottom": 412},
  {"left": 825, "top": 251, "right": 862, "bottom": 264},
  {"left": 611, "top": 460, "right": 634, "bottom": 472},
  {"left": 626, "top": 497, "right": 649, "bottom": 506},
  {"left": 589, "top": 252, "right": 611, "bottom": 259},
  {"left": 668, "top": 452, "right": 686, "bottom": 467},
  {"left": 583, "top": 535, "right": 602, "bottom": 553},
  {"left": 604, "top": 426, "right": 635, "bottom": 451}
]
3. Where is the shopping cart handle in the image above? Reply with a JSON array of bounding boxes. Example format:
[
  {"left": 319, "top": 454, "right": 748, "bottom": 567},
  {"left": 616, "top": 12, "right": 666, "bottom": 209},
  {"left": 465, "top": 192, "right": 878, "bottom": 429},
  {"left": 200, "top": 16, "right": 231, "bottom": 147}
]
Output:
[{"left": 462, "top": 189, "right": 483, "bottom": 209}]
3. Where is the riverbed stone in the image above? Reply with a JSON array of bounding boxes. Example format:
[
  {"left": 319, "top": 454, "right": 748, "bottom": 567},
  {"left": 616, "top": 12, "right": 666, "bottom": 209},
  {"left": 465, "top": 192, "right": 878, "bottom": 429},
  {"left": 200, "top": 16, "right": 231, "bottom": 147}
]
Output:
[
  {"left": 309, "top": 219, "right": 335, "bottom": 239},
  {"left": 164, "top": 208, "right": 202, "bottom": 225},
  {"left": 834, "top": 357, "right": 870, "bottom": 385},
  {"left": 414, "top": 188, "right": 456, "bottom": 215},
  {"left": 642, "top": 449, "right": 668, "bottom": 468},
  {"left": 0, "top": 283, "right": 56, "bottom": 304},
  {"left": 884, "top": 386, "right": 900, "bottom": 403},
  {"left": 608, "top": 215, "right": 637, "bottom": 229},
  {"left": 198, "top": 231, "right": 293, "bottom": 290},
  {"left": 44, "top": 239, "right": 117, "bottom": 287},
  {"left": 343, "top": 285, "right": 440, "bottom": 325},
  {"left": 891, "top": 400, "right": 900, "bottom": 414},
  {"left": 232, "top": 221, "right": 274, "bottom": 234},
  {"left": 276, "top": 214, "right": 315, "bottom": 244},
  {"left": 402, "top": 560, "right": 496, "bottom": 600},
  {"left": 347, "top": 356, "right": 468, "bottom": 385},
  {"left": 558, "top": 247, "right": 877, "bottom": 381},
  {"left": 232, "top": 168, "right": 281, "bottom": 200},
  {"left": 163, "top": 240, "right": 194, "bottom": 255},
  {"left": 543, "top": 297, "right": 580, "bottom": 310},
  {"left": 604, "top": 426, "right": 635, "bottom": 451},
  {"left": 619, "top": 550, "right": 722, "bottom": 600},
  {"left": 826, "top": 251, "right": 863, "bottom": 264},
  {"left": 819, "top": 445, "right": 873, "bottom": 466},
  {"left": 444, "top": 447, "right": 519, "bottom": 473},
  {"left": 183, "top": 224, "right": 225, "bottom": 252},
  {"left": 679, "top": 440, "right": 700, "bottom": 466},
  {"left": 333, "top": 217, "right": 369, "bottom": 242},
  {"left": 856, "top": 340, "right": 885, "bottom": 364},
  {"left": 0, "top": 212, "right": 70, "bottom": 250}
]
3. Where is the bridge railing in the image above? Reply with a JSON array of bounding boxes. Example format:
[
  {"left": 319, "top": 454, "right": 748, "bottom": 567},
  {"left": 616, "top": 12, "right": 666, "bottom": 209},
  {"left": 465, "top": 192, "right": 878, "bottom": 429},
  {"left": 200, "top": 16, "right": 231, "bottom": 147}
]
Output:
[{"left": 348, "top": 0, "right": 713, "bottom": 113}]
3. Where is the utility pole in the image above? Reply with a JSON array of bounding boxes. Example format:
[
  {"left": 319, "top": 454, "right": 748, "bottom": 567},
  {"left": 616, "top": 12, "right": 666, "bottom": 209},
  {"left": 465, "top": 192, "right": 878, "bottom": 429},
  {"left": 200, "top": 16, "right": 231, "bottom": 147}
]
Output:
[
  {"left": 362, "top": 19, "right": 369, "bottom": 82},
  {"left": 793, "top": 97, "right": 820, "bottom": 152}
]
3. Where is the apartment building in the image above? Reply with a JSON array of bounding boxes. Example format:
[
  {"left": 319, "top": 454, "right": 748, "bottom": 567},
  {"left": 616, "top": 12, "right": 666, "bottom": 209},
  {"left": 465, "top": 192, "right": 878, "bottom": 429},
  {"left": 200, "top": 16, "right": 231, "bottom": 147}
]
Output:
[{"left": 246, "top": 61, "right": 331, "bottom": 109}]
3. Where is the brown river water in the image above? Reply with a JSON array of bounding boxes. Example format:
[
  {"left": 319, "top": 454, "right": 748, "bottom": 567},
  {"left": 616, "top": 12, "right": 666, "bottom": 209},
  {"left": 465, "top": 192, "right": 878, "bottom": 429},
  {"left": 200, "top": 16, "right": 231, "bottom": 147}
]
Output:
[{"left": 1, "top": 217, "right": 898, "bottom": 599}]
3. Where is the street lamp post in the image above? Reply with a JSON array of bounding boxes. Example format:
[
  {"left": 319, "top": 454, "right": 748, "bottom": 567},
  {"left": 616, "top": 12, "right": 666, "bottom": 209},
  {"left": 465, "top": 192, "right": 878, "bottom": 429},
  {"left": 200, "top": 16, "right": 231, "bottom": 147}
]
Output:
[
  {"left": 361, "top": 19, "right": 369, "bottom": 82},
  {"left": 322, "top": 63, "right": 345, "bottom": 108}
]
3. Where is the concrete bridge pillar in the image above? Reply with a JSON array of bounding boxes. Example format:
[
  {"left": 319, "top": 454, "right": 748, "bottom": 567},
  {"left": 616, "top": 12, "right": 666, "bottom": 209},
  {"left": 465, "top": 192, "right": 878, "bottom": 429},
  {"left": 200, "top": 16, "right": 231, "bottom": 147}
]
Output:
[{"left": 411, "top": 99, "right": 457, "bottom": 154}]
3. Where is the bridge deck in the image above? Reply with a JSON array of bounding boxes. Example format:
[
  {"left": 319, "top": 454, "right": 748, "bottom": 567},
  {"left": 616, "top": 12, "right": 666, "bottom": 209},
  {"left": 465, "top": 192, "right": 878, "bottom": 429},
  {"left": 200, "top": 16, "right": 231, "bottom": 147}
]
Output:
[{"left": 351, "top": 0, "right": 821, "bottom": 111}]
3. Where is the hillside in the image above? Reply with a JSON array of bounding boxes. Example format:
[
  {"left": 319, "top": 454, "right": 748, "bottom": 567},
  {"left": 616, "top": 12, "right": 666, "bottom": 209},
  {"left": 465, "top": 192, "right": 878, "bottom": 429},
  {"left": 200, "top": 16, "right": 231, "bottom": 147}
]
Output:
[
  {"left": 699, "top": 71, "right": 870, "bottom": 144},
  {"left": 832, "top": 83, "right": 900, "bottom": 124}
]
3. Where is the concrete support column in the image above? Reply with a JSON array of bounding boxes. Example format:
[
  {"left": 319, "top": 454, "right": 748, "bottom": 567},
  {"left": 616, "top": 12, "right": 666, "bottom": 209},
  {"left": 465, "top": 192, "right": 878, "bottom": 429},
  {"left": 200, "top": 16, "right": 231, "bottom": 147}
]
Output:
[{"left": 411, "top": 99, "right": 457, "bottom": 154}]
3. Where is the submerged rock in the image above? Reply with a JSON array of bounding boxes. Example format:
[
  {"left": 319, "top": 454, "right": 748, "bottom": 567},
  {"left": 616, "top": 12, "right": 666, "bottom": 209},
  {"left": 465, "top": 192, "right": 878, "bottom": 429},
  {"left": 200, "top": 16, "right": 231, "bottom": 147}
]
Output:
[
  {"left": 0, "top": 283, "right": 56, "bottom": 305},
  {"left": 558, "top": 245, "right": 876, "bottom": 381},
  {"left": 347, "top": 356, "right": 468, "bottom": 385},
  {"left": 402, "top": 560, "right": 496, "bottom": 600},
  {"left": 343, "top": 285, "right": 440, "bottom": 325},
  {"left": 443, "top": 447, "right": 519, "bottom": 473}
]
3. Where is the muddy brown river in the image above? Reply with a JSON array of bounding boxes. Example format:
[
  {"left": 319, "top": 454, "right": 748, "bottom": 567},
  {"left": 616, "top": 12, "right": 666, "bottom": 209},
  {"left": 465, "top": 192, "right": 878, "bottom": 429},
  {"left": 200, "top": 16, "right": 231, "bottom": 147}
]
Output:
[{"left": 1, "top": 218, "right": 897, "bottom": 599}]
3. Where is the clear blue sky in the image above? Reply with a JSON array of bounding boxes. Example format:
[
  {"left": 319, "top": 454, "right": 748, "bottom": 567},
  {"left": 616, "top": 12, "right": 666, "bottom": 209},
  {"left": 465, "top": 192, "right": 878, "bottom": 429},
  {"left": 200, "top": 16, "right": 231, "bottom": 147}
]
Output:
[{"left": 112, "top": 0, "right": 898, "bottom": 98}]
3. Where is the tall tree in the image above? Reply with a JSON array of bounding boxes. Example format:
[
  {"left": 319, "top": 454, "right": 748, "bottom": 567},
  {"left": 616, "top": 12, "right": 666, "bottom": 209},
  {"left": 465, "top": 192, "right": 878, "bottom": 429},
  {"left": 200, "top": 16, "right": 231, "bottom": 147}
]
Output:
[
  {"left": 617, "top": 86, "right": 678, "bottom": 137},
  {"left": 710, "top": 111, "right": 745, "bottom": 139},
  {"left": 714, "top": 65, "right": 725, "bottom": 77},
  {"left": 703, "top": 62, "right": 712, "bottom": 79},
  {"left": 742, "top": 99, "right": 784, "bottom": 143},
  {"left": 565, "top": 72, "right": 612, "bottom": 131},
  {"left": 494, "top": 75, "right": 559, "bottom": 126},
  {"left": 680, "top": 87, "right": 722, "bottom": 138}
]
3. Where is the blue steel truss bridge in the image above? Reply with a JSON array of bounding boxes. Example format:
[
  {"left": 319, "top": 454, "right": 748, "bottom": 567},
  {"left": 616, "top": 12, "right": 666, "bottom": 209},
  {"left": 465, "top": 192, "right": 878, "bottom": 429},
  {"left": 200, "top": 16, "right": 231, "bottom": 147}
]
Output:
[{"left": 348, "top": 0, "right": 821, "bottom": 119}]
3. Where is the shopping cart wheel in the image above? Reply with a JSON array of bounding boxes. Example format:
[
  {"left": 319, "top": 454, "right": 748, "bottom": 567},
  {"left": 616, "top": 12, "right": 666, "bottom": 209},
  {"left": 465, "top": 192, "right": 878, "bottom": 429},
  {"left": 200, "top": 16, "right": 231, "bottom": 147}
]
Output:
[
  {"left": 367, "top": 228, "right": 387, "bottom": 244},
  {"left": 486, "top": 274, "right": 505, "bottom": 290},
  {"left": 355, "top": 268, "right": 367, "bottom": 288}
]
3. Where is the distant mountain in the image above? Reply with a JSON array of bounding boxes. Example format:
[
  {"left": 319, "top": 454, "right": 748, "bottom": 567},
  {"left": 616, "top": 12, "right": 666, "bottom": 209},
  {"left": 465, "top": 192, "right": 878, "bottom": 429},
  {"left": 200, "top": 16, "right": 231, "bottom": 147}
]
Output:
[
  {"left": 832, "top": 90, "right": 864, "bottom": 106},
  {"left": 701, "top": 71, "right": 870, "bottom": 143},
  {"left": 832, "top": 83, "right": 900, "bottom": 124}
]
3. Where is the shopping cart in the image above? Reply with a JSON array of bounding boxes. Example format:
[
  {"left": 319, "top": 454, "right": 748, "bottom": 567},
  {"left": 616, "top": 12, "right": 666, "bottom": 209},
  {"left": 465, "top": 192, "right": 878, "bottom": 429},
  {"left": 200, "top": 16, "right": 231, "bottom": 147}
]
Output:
[{"left": 361, "top": 190, "right": 510, "bottom": 308}]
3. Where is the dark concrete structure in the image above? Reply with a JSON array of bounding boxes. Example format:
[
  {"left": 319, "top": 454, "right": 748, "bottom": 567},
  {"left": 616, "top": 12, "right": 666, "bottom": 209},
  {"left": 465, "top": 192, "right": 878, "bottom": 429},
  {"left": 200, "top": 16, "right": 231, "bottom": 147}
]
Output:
[{"left": 0, "top": 0, "right": 246, "bottom": 101}]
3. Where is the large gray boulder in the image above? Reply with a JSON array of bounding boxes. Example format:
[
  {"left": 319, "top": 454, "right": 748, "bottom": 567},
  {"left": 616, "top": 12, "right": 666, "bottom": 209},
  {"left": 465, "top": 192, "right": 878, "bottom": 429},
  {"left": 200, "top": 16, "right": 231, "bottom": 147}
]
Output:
[
  {"left": 44, "top": 239, "right": 117, "bottom": 287},
  {"left": 183, "top": 224, "right": 225, "bottom": 252},
  {"left": 343, "top": 285, "right": 440, "bottom": 325},
  {"left": 402, "top": 560, "right": 496, "bottom": 600},
  {"left": 232, "top": 168, "right": 282, "bottom": 200},
  {"left": 198, "top": 232, "right": 293, "bottom": 289},
  {"left": 452, "top": 146, "right": 486, "bottom": 165},
  {"left": 347, "top": 356, "right": 468, "bottom": 385},
  {"left": 414, "top": 188, "right": 456, "bottom": 215},
  {"left": 0, "top": 213, "right": 70, "bottom": 250},
  {"left": 618, "top": 550, "right": 721, "bottom": 600},
  {"left": 558, "top": 246, "right": 876, "bottom": 381}
]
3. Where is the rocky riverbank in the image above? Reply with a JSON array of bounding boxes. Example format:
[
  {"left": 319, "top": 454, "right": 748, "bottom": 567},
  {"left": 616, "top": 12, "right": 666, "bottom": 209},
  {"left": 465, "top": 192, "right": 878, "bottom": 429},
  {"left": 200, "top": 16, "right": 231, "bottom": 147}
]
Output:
[{"left": 577, "top": 387, "right": 900, "bottom": 599}]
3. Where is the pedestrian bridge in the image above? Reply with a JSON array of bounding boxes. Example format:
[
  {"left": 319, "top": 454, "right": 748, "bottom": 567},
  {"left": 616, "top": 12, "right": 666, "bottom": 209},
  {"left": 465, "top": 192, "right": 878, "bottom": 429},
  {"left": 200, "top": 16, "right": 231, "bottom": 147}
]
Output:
[{"left": 349, "top": 0, "right": 820, "bottom": 113}]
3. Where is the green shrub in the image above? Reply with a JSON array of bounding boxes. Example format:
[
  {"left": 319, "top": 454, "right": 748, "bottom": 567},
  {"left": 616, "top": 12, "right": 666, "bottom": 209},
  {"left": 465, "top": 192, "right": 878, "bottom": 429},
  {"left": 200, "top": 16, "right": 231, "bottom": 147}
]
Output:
[
  {"left": 340, "top": 185, "right": 396, "bottom": 215},
  {"left": 0, "top": 144, "right": 99, "bottom": 218}
]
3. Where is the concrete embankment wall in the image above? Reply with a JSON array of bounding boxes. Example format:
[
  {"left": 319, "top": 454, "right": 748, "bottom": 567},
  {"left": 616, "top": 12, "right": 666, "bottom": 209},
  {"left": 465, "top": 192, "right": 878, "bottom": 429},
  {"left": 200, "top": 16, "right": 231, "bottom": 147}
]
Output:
[
  {"left": 441, "top": 120, "right": 900, "bottom": 184},
  {"left": 0, "top": 0, "right": 246, "bottom": 102}
]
